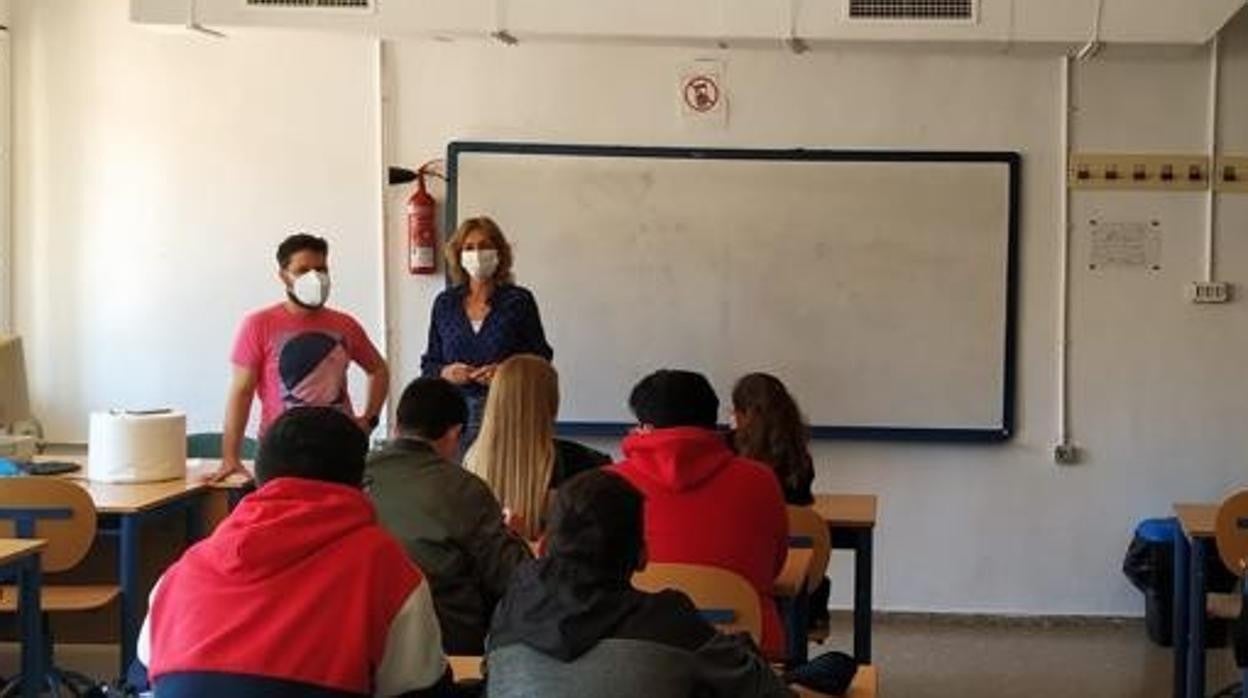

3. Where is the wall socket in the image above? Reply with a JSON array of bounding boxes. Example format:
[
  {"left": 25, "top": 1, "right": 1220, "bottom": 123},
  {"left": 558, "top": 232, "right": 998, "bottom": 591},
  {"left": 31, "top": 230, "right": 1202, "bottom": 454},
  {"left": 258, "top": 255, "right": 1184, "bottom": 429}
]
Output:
[
  {"left": 1188, "top": 281, "right": 1232, "bottom": 303},
  {"left": 1054, "top": 442, "right": 1081, "bottom": 465},
  {"left": 1069, "top": 154, "right": 1210, "bottom": 191}
]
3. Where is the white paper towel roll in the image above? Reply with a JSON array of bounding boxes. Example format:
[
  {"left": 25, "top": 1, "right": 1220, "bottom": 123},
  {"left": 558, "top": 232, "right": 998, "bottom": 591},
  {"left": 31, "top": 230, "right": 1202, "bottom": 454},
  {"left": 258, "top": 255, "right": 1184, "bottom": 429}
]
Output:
[{"left": 88, "top": 410, "right": 187, "bottom": 483}]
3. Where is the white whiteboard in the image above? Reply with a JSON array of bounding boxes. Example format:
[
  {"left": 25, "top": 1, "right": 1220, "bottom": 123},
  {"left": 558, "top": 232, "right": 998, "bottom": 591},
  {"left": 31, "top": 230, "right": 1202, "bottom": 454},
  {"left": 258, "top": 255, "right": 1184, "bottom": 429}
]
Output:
[{"left": 449, "top": 143, "right": 1018, "bottom": 440}]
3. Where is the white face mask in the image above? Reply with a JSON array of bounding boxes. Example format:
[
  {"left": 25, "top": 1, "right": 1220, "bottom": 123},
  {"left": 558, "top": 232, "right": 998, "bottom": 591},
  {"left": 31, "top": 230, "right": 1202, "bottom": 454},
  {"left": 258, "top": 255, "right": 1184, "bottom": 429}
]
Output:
[
  {"left": 461, "top": 249, "right": 499, "bottom": 281},
  {"left": 289, "top": 270, "right": 331, "bottom": 309}
]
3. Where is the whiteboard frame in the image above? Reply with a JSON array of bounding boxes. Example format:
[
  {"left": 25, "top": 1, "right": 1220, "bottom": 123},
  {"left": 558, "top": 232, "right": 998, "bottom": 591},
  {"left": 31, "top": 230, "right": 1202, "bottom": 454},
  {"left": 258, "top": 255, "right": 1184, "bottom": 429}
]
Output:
[{"left": 446, "top": 141, "right": 1020, "bottom": 443}]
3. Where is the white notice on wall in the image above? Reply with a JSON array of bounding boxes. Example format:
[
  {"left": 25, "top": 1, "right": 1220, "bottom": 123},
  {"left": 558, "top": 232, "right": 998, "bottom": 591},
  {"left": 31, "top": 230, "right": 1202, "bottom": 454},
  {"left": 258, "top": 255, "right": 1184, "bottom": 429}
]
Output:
[
  {"left": 678, "top": 59, "right": 727, "bottom": 128},
  {"left": 1089, "top": 220, "right": 1162, "bottom": 271}
]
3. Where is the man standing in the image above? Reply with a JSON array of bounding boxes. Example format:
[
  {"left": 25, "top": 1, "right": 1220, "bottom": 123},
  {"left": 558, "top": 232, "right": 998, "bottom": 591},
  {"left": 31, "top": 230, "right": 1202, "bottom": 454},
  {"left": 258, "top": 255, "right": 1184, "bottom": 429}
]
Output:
[{"left": 209, "top": 233, "right": 389, "bottom": 482}]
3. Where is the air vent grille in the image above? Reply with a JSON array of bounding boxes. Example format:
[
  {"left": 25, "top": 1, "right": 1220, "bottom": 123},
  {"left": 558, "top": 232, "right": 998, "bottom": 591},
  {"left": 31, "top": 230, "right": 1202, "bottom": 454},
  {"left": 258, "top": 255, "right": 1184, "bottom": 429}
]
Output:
[
  {"left": 246, "top": 0, "right": 372, "bottom": 9},
  {"left": 848, "top": 0, "right": 975, "bottom": 20}
]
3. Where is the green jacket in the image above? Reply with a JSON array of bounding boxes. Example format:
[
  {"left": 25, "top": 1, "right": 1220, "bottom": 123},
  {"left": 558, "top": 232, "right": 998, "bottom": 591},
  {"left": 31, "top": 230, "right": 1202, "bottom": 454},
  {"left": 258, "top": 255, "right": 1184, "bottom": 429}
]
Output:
[{"left": 366, "top": 438, "right": 533, "bottom": 654}]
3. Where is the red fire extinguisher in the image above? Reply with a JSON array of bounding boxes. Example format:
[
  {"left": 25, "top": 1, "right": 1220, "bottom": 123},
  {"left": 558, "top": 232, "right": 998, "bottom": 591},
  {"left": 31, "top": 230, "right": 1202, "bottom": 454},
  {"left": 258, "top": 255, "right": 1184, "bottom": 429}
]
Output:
[{"left": 407, "top": 170, "right": 438, "bottom": 275}]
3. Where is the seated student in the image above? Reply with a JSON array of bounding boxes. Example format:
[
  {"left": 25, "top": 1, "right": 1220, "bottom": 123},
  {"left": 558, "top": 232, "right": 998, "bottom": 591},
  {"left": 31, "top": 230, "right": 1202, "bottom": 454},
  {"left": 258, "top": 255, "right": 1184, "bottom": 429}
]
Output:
[
  {"left": 367, "top": 377, "right": 533, "bottom": 654},
  {"left": 729, "top": 372, "right": 830, "bottom": 630},
  {"left": 610, "top": 369, "right": 789, "bottom": 659},
  {"left": 137, "top": 407, "right": 448, "bottom": 697},
  {"left": 729, "top": 373, "right": 816, "bottom": 506},
  {"left": 464, "top": 354, "right": 610, "bottom": 539},
  {"left": 487, "top": 469, "right": 792, "bottom": 698}
]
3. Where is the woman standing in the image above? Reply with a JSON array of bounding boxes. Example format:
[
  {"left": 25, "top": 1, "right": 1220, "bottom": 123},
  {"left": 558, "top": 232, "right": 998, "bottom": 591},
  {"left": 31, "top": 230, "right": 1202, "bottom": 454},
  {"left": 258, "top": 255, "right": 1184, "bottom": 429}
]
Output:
[
  {"left": 465, "top": 355, "right": 610, "bottom": 540},
  {"left": 422, "top": 217, "right": 553, "bottom": 449}
]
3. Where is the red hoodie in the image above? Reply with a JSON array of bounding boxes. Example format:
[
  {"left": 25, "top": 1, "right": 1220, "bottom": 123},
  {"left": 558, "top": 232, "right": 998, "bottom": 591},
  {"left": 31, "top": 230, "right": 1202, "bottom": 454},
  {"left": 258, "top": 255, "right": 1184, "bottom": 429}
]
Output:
[
  {"left": 139, "top": 477, "right": 446, "bottom": 696},
  {"left": 610, "top": 427, "right": 789, "bottom": 658}
]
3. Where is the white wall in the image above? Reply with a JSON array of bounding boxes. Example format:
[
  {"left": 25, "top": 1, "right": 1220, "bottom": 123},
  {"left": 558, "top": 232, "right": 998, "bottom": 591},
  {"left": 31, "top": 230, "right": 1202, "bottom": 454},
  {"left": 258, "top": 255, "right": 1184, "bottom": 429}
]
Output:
[
  {"left": 387, "top": 16, "right": 1248, "bottom": 616},
  {"left": 13, "top": 0, "right": 1248, "bottom": 615},
  {"left": 12, "top": 0, "right": 383, "bottom": 439}
]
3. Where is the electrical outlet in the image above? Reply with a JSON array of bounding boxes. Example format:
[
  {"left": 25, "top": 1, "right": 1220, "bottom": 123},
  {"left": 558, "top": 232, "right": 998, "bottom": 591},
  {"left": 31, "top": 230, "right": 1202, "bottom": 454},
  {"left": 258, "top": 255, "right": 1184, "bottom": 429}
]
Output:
[
  {"left": 1054, "top": 443, "right": 1081, "bottom": 465},
  {"left": 1069, "top": 154, "right": 1210, "bottom": 191},
  {"left": 1188, "top": 281, "right": 1232, "bottom": 303},
  {"left": 1216, "top": 157, "right": 1248, "bottom": 193}
]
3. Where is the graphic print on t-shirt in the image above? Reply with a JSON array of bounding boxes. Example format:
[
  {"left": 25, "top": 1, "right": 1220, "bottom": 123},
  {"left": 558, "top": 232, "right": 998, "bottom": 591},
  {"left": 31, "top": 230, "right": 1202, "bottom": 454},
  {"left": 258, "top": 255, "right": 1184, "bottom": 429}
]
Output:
[{"left": 277, "top": 331, "right": 351, "bottom": 412}]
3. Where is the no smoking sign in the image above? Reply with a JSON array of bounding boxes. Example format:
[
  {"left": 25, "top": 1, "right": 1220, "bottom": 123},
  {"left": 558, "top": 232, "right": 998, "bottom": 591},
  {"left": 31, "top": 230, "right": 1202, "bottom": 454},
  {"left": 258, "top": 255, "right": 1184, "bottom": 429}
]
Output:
[
  {"left": 678, "top": 59, "right": 727, "bottom": 126},
  {"left": 683, "top": 75, "right": 721, "bottom": 113}
]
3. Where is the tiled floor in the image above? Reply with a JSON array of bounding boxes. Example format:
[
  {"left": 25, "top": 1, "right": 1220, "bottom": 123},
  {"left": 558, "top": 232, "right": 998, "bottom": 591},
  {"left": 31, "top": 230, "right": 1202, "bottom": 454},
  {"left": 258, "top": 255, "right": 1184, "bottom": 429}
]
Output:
[
  {"left": 819, "top": 614, "right": 1240, "bottom": 697},
  {"left": 0, "top": 615, "right": 1239, "bottom": 696}
]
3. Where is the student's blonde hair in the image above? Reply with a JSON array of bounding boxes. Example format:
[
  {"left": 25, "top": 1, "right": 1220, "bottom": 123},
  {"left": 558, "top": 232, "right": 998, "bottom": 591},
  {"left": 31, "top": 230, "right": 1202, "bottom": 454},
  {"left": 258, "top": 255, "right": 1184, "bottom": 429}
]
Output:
[{"left": 464, "top": 354, "right": 558, "bottom": 540}]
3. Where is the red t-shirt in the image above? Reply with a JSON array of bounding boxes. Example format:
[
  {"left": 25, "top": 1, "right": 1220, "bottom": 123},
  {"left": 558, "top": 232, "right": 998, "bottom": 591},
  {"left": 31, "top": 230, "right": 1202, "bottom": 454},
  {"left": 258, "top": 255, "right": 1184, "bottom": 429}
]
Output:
[{"left": 231, "top": 303, "right": 383, "bottom": 435}]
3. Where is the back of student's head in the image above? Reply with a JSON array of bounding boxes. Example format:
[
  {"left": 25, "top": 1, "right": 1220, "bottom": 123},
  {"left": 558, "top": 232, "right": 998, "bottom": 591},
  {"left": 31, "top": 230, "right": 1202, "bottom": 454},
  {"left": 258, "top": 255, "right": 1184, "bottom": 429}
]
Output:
[
  {"left": 395, "top": 377, "right": 469, "bottom": 440},
  {"left": 546, "top": 469, "right": 645, "bottom": 582},
  {"left": 465, "top": 354, "right": 559, "bottom": 539},
  {"left": 256, "top": 407, "right": 366, "bottom": 487},
  {"left": 731, "top": 372, "right": 812, "bottom": 496},
  {"left": 628, "top": 369, "right": 719, "bottom": 429}
]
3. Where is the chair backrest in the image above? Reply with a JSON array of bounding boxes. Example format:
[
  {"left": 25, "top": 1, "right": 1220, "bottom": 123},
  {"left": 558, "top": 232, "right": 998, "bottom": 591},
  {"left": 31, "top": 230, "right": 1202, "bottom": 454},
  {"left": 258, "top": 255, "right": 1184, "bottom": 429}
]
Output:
[
  {"left": 632, "top": 563, "right": 762, "bottom": 645},
  {"left": 1215, "top": 489, "right": 1248, "bottom": 576},
  {"left": 187, "top": 432, "right": 258, "bottom": 460},
  {"left": 0, "top": 477, "right": 97, "bottom": 572},
  {"left": 788, "top": 505, "right": 832, "bottom": 591}
]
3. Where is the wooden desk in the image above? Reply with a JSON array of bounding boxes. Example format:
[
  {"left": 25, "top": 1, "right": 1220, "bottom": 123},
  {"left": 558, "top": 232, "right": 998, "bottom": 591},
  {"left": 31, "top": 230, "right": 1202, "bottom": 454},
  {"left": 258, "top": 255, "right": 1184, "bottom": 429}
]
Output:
[
  {"left": 1172, "top": 502, "right": 1220, "bottom": 698},
  {"left": 813, "top": 493, "right": 878, "bottom": 665},
  {"left": 812, "top": 494, "right": 877, "bottom": 529},
  {"left": 39, "top": 456, "right": 211, "bottom": 680},
  {"left": 448, "top": 655, "right": 483, "bottom": 682},
  {"left": 0, "top": 539, "right": 46, "bottom": 698}
]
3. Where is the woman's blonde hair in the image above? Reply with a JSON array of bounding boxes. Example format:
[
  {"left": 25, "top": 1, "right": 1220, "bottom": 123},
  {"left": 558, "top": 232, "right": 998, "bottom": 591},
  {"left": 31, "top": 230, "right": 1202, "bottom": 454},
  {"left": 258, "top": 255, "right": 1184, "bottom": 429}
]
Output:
[
  {"left": 464, "top": 354, "right": 559, "bottom": 539},
  {"left": 444, "top": 216, "right": 514, "bottom": 286}
]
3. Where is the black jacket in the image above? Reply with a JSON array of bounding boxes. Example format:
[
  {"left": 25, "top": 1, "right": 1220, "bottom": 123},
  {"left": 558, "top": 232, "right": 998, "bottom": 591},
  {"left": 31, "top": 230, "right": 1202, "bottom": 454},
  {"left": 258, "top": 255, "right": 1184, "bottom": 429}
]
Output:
[{"left": 486, "top": 558, "right": 793, "bottom": 698}]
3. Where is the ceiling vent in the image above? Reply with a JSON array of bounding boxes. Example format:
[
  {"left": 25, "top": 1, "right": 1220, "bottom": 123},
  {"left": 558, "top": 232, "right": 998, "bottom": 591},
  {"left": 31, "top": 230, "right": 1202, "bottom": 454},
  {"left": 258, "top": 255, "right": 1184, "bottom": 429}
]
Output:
[
  {"left": 846, "top": 0, "right": 977, "bottom": 21},
  {"left": 245, "top": 0, "right": 373, "bottom": 10}
]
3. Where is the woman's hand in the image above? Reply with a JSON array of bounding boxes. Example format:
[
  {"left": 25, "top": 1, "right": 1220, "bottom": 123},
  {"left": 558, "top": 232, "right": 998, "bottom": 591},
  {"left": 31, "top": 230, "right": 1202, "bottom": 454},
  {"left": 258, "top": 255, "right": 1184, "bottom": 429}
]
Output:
[
  {"left": 471, "top": 363, "right": 498, "bottom": 385},
  {"left": 441, "top": 363, "right": 475, "bottom": 385}
]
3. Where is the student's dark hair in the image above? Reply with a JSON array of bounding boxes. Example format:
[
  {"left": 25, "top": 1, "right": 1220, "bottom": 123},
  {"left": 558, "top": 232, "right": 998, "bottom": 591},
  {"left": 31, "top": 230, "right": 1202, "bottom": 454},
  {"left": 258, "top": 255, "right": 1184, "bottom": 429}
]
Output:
[
  {"left": 546, "top": 470, "right": 646, "bottom": 581},
  {"left": 395, "top": 377, "right": 469, "bottom": 441},
  {"left": 276, "top": 233, "right": 329, "bottom": 269},
  {"left": 255, "top": 407, "right": 366, "bottom": 487},
  {"left": 628, "top": 369, "right": 719, "bottom": 429},
  {"left": 731, "top": 373, "right": 814, "bottom": 502}
]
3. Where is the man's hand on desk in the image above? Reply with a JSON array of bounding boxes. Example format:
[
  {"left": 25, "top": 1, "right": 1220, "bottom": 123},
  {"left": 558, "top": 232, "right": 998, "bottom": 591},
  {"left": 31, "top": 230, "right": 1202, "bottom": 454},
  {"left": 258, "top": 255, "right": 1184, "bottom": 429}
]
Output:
[{"left": 204, "top": 457, "right": 251, "bottom": 484}]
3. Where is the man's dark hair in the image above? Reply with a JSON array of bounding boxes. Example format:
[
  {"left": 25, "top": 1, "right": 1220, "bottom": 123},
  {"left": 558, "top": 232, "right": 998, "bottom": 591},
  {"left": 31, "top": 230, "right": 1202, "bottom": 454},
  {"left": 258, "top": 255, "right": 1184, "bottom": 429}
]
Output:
[
  {"left": 276, "top": 233, "right": 329, "bottom": 269},
  {"left": 628, "top": 369, "right": 719, "bottom": 429},
  {"left": 546, "top": 470, "right": 646, "bottom": 581},
  {"left": 395, "top": 377, "right": 469, "bottom": 441},
  {"left": 256, "top": 407, "right": 366, "bottom": 487}
]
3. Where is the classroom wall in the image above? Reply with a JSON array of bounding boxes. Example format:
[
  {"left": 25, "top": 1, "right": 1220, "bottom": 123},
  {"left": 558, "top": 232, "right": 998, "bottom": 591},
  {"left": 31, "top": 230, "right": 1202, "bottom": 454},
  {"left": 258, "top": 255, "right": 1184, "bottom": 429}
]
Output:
[
  {"left": 11, "top": 0, "right": 383, "bottom": 438},
  {"left": 11, "top": 0, "right": 1248, "bottom": 615},
  {"left": 386, "top": 16, "right": 1248, "bottom": 616}
]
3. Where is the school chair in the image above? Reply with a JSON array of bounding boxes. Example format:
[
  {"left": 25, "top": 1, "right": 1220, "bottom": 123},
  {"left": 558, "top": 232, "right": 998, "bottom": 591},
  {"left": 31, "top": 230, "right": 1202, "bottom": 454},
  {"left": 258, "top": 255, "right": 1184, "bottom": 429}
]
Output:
[
  {"left": 789, "top": 505, "right": 833, "bottom": 642},
  {"left": 632, "top": 562, "right": 763, "bottom": 647},
  {"left": 1207, "top": 489, "right": 1248, "bottom": 693},
  {"left": 0, "top": 478, "right": 120, "bottom": 696}
]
